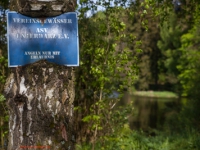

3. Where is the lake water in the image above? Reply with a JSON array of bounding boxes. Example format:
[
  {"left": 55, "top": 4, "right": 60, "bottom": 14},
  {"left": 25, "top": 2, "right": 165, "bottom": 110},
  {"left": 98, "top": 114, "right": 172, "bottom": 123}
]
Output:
[{"left": 127, "top": 95, "right": 184, "bottom": 131}]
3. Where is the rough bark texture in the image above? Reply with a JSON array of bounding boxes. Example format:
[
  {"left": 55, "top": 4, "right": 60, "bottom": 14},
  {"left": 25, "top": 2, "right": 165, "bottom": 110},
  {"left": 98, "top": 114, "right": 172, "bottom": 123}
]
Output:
[
  {"left": 4, "top": 60, "right": 75, "bottom": 150},
  {"left": 10, "top": 0, "right": 76, "bottom": 17}
]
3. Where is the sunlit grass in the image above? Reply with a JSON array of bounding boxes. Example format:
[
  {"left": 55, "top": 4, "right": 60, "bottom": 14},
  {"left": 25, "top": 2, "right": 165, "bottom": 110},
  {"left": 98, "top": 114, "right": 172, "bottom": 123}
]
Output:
[{"left": 132, "top": 91, "right": 178, "bottom": 98}]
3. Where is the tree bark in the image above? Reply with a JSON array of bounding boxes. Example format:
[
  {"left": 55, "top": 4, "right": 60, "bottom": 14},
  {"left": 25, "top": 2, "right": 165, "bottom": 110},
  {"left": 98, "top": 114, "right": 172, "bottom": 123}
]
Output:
[
  {"left": 4, "top": 60, "right": 76, "bottom": 150},
  {"left": 9, "top": 0, "right": 76, "bottom": 17}
]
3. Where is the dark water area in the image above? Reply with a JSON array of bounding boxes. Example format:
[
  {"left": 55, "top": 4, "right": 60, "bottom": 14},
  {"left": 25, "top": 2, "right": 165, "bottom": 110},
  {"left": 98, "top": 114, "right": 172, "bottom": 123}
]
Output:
[{"left": 127, "top": 95, "right": 185, "bottom": 132}]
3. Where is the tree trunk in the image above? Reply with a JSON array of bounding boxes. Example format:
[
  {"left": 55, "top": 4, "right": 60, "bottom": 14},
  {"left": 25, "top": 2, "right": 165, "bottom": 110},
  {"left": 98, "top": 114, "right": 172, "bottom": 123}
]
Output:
[
  {"left": 4, "top": 60, "right": 76, "bottom": 150},
  {"left": 9, "top": 0, "right": 76, "bottom": 17},
  {"left": 4, "top": 0, "right": 77, "bottom": 149}
]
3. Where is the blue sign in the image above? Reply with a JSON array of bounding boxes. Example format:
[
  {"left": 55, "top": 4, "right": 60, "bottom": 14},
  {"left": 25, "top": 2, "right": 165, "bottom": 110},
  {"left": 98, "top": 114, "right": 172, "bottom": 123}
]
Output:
[{"left": 7, "top": 12, "right": 79, "bottom": 67}]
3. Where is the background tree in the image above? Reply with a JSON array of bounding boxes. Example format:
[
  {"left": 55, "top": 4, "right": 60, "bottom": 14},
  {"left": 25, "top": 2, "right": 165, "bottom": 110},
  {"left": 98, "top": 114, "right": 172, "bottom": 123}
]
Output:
[
  {"left": 129, "top": 12, "right": 161, "bottom": 90},
  {"left": 177, "top": 11, "right": 200, "bottom": 128},
  {"left": 157, "top": 12, "right": 190, "bottom": 93}
]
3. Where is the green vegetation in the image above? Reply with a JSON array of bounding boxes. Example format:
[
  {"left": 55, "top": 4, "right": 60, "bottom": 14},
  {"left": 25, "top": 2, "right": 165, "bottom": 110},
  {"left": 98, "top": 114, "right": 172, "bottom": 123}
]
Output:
[
  {"left": 133, "top": 91, "right": 178, "bottom": 98},
  {"left": 76, "top": 126, "right": 200, "bottom": 150},
  {"left": 0, "top": 0, "right": 9, "bottom": 147},
  {"left": 75, "top": 0, "right": 200, "bottom": 149}
]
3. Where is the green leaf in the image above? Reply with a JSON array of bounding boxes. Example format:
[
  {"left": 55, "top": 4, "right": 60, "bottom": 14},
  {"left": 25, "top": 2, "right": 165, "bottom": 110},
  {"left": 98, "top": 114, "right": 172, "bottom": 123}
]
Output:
[{"left": 0, "top": 94, "right": 5, "bottom": 102}]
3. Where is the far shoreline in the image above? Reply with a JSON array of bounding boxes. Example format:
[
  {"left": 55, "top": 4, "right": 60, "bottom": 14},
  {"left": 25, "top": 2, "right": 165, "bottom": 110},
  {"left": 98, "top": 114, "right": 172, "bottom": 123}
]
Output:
[{"left": 132, "top": 91, "right": 178, "bottom": 99}]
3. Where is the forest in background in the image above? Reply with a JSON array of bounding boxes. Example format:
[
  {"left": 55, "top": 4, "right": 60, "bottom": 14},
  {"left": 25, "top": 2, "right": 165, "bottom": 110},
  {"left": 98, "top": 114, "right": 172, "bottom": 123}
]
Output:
[{"left": 1, "top": 0, "right": 200, "bottom": 149}]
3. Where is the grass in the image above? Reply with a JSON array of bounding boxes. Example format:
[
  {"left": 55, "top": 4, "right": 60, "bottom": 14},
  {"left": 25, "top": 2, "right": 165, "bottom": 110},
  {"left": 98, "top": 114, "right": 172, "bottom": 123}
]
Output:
[
  {"left": 132, "top": 91, "right": 178, "bottom": 98},
  {"left": 76, "top": 128, "right": 200, "bottom": 150}
]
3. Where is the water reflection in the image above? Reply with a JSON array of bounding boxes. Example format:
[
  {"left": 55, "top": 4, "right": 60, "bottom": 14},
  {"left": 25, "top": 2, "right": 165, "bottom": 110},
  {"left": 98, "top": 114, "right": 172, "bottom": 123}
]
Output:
[{"left": 129, "top": 96, "right": 181, "bottom": 131}]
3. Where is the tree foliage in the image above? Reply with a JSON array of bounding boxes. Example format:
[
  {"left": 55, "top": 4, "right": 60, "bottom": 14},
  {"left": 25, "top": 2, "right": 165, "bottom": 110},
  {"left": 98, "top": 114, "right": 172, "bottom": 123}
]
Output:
[
  {"left": 0, "top": 0, "right": 8, "bottom": 92},
  {"left": 157, "top": 12, "right": 190, "bottom": 93},
  {"left": 75, "top": 2, "right": 139, "bottom": 146},
  {"left": 0, "top": 0, "right": 9, "bottom": 147}
]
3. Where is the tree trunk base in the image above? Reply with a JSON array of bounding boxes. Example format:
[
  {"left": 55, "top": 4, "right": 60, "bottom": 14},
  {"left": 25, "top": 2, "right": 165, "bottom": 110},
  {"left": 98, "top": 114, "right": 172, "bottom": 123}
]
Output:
[{"left": 4, "top": 60, "right": 75, "bottom": 150}]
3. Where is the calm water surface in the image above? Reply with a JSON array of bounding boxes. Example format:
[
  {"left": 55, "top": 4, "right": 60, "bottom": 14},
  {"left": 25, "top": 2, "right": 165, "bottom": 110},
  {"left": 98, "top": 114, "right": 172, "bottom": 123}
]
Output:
[{"left": 128, "top": 95, "right": 185, "bottom": 131}]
